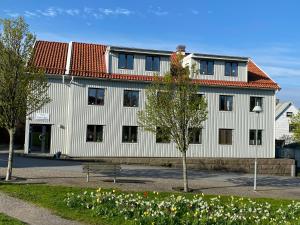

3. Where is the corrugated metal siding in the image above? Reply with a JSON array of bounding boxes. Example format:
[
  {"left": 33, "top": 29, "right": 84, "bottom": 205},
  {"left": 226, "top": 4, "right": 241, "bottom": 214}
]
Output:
[
  {"left": 25, "top": 76, "right": 275, "bottom": 158},
  {"left": 109, "top": 52, "right": 170, "bottom": 76},
  {"left": 66, "top": 78, "right": 275, "bottom": 158},
  {"left": 24, "top": 77, "right": 70, "bottom": 154},
  {"left": 193, "top": 59, "right": 248, "bottom": 82}
]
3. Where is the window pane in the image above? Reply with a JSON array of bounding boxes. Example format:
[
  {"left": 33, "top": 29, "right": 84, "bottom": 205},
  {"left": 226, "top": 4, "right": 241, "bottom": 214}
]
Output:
[
  {"left": 118, "top": 53, "right": 126, "bottom": 69},
  {"left": 189, "top": 128, "right": 202, "bottom": 144},
  {"left": 225, "top": 62, "right": 231, "bottom": 76},
  {"left": 127, "top": 54, "right": 134, "bottom": 69},
  {"left": 250, "top": 97, "right": 263, "bottom": 112},
  {"left": 249, "top": 130, "right": 262, "bottom": 145},
  {"left": 232, "top": 63, "right": 238, "bottom": 76},
  {"left": 86, "top": 125, "right": 103, "bottom": 142},
  {"left": 200, "top": 61, "right": 207, "bottom": 75},
  {"left": 226, "top": 96, "right": 233, "bottom": 111},
  {"left": 207, "top": 61, "right": 214, "bottom": 75},
  {"left": 220, "top": 95, "right": 233, "bottom": 111},
  {"left": 96, "top": 89, "right": 105, "bottom": 105},
  {"left": 153, "top": 57, "right": 160, "bottom": 71},
  {"left": 145, "top": 56, "right": 152, "bottom": 71},
  {"left": 156, "top": 127, "right": 171, "bottom": 143},
  {"left": 219, "top": 129, "right": 232, "bottom": 145},
  {"left": 124, "top": 90, "right": 139, "bottom": 107},
  {"left": 96, "top": 126, "right": 103, "bottom": 142},
  {"left": 86, "top": 125, "right": 94, "bottom": 142},
  {"left": 88, "top": 88, "right": 97, "bottom": 105},
  {"left": 122, "top": 126, "right": 138, "bottom": 143}
]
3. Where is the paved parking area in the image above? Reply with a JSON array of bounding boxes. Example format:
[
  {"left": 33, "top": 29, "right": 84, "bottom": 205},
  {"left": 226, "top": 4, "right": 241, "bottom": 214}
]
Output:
[{"left": 0, "top": 153, "right": 300, "bottom": 200}]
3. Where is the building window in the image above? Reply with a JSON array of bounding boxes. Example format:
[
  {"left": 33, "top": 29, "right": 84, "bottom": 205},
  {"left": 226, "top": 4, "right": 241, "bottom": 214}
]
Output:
[
  {"left": 189, "top": 128, "right": 202, "bottom": 144},
  {"left": 225, "top": 62, "right": 238, "bottom": 76},
  {"left": 249, "top": 130, "right": 262, "bottom": 145},
  {"left": 200, "top": 60, "right": 214, "bottom": 75},
  {"left": 286, "top": 112, "right": 293, "bottom": 117},
  {"left": 122, "top": 126, "right": 138, "bottom": 143},
  {"left": 219, "top": 129, "right": 233, "bottom": 145},
  {"left": 289, "top": 124, "right": 296, "bottom": 132},
  {"left": 250, "top": 97, "right": 263, "bottom": 112},
  {"left": 86, "top": 125, "right": 103, "bottom": 142},
  {"left": 156, "top": 127, "right": 171, "bottom": 143},
  {"left": 118, "top": 53, "right": 134, "bottom": 69},
  {"left": 145, "top": 56, "right": 160, "bottom": 71},
  {"left": 124, "top": 90, "right": 139, "bottom": 107},
  {"left": 88, "top": 88, "right": 105, "bottom": 105},
  {"left": 219, "top": 95, "right": 233, "bottom": 111}
]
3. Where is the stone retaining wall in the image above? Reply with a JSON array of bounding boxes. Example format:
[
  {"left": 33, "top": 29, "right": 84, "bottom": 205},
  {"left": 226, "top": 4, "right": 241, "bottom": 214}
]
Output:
[{"left": 77, "top": 157, "right": 296, "bottom": 176}]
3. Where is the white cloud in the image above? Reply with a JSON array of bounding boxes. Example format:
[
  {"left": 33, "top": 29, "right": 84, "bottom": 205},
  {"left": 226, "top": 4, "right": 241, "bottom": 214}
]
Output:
[
  {"left": 65, "top": 9, "right": 80, "bottom": 16},
  {"left": 148, "top": 6, "right": 168, "bottom": 16},
  {"left": 24, "top": 11, "right": 38, "bottom": 18},
  {"left": 3, "top": 10, "right": 19, "bottom": 17}
]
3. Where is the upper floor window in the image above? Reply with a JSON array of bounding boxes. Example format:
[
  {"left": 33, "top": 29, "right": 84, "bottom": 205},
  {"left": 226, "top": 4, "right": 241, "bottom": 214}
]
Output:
[
  {"left": 122, "top": 126, "right": 138, "bottom": 143},
  {"left": 219, "top": 129, "right": 233, "bottom": 145},
  {"left": 225, "top": 62, "right": 238, "bottom": 76},
  {"left": 289, "top": 124, "right": 296, "bottom": 132},
  {"left": 286, "top": 112, "right": 293, "bottom": 117},
  {"left": 124, "top": 90, "right": 139, "bottom": 107},
  {"left": 200, "top": 60, "right": 214, "bottom": 75},
  {"left": 146, "top": 56, "right": 160, "bottom": 71},
  {"left": 250, "top": 97, "right": 263, "bottom": 112},
  {"left": 156, "top": 127, "right": 171, "bottom": 143},
  {"left": 219, "top": 95, "right": 233, "bottom": 111},
  {"left": 88, "top": 88, "right": 105, "bottom": 105},
  {"left": 118, "top": 53, "right": 134, "bottom": 70},
  {"left": 249, "top": 130, "right": 262, "bottom": 145},
  {"left": 189, "top": 128, "right": 202, "bottom": 144},
  {"left": 86, "top": 125, "right": 103, "bottom": 142}
]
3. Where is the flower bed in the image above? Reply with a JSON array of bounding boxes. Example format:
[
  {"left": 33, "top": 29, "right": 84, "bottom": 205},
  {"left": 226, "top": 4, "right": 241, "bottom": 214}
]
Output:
[{"left": 65, "top": 188, "right": 300, "bottom": 225}]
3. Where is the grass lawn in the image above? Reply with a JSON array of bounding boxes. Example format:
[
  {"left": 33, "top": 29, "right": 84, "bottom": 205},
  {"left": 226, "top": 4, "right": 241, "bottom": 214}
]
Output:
[
  {"left": 0, "top": 183, "right": 299, "bottom": 225},
  {"left": 0, "top": 213, "right": 26, "bottom": 225}
]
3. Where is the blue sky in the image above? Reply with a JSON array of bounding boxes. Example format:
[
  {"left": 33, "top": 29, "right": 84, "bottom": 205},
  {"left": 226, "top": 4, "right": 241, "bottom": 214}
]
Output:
[{"left": 1, "top": 0, "right": 300, "bottom": 107}]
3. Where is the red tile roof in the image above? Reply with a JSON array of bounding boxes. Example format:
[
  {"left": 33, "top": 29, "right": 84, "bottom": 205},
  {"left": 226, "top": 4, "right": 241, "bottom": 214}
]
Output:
[
  {"left": 69, "top": 42, "right": 107, "bottom": 77},
  {"left": 32, "top": 40, "right": 280, "bottom": 90},
  {"left": 32, "top": 41, "right": 68, "bottom": 75}
]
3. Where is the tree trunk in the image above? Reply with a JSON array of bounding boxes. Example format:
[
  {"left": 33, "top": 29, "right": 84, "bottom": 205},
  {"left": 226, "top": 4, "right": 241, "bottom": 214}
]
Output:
[
  {"left": 182, "top": 151, "right": 188, "bottom": 192},
  {"left": 5, "top": 129, "right": 15, "bottom": 181}
]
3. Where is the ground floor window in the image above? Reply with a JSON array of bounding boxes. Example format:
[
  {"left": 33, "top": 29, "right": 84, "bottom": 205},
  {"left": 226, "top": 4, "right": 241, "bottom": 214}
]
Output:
[
  {"left": 249, "top": 130, "right": 262, "bottom": 145},
  {"left": 86, "top": 125, "right": 103, "bottom": 142},
  {"left": 122, "top": 126, "right": 138, "bottom": 143},
  {"left": 156, "top": 127, "right": 171, "bottom": 143},
  {"left": 219, "top": 129, "right": 233, "bottom": 145},
  {"left": 189, "top": 128, "right": 202, "bottom": 144}
]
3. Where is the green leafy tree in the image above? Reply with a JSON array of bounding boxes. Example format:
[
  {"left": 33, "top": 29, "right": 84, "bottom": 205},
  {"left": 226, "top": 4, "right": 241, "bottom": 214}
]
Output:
[
  {"left": 0, "top": 17, "right": 51, "bottom": 181},
  {"left": 291, "top": 112, "right": 300, "bottom": 142},
  {"left": 138, "top": 53, "right": 208, "bottom": 192}
]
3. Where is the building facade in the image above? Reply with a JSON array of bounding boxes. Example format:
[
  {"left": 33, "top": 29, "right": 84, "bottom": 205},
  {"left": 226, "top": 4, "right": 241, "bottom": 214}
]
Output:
[
  {"left": 24, "top": 41, "right": 280, "bottom": 158},
  {"left": 275, "top": 101, "right": 299, "bottom": 146}
]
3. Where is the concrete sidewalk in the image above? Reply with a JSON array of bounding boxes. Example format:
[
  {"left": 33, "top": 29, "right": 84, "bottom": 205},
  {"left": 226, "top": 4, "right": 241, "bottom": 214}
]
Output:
[{"left": 0, "top": 192, "right": 83, "bottom": 225}]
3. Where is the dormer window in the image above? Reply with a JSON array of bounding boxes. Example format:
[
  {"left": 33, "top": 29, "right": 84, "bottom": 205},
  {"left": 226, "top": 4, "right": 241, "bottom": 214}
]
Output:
[
  {"left": 225, "top": 62, "right": 238, "bottom": 76},
  {"left": 200, "top": 60, "right": 214, "bottom": 75},
  {"left": 146, "top": 56, "right": 160, "bottom": 71},
  {"left": 286, "top": 112, "right": 293, "bottom": 117},
  {"left": 118, "top": 53, "right": 134, "bottom": 69}
]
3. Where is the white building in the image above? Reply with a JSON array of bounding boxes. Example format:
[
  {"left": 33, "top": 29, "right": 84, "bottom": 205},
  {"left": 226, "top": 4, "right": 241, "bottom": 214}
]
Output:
[
  {"left": 24, "top": 41, "right": 280, "bottom": 159},
  {"left": 275, "top": 101, "right": 299, "bottom": 146}
]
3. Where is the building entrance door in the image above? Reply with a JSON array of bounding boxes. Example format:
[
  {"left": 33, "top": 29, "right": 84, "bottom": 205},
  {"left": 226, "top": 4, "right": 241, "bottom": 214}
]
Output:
[{"left": 29, "top": 124, "right": 51, "bottom": 153}]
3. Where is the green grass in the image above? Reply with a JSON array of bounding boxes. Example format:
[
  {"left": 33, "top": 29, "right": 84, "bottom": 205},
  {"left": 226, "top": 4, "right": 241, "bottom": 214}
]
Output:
[
  {"left": 0, "top": 213, "right": 26, "bottom": 225},
  {"left": 0, "top": 184, "right": 298, "bottom": 225}
]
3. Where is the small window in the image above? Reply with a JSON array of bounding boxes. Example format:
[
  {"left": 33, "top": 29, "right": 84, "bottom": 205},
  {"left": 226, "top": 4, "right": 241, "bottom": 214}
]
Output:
[
  {"left": 156, "top": 127, "right": 171, "bottom": 143},
  {"left": 122, "top": 126, "right": 138, "bottom": 143},
  {"left": 286, "top": 112, "right": 293, "bottom": 117},
  {"left": 200, "top": 60, "right": 214, "bottom": 75},
  {"left": 249, "top": 130, "right": 262, "bottom": 145},
  {"left": 86, "top": 125, "right": 103, "bottom": 142},
  {"left": 219, "top": 129, "right": 233, "bottom": 145},
  {"left": 118, "top": 53, "right": 134, "bottom": 69},
  {"left": 219, "top": 95, "right": 233, "bottom": 111},
  {"left": 250, "top": 97, "right": 263, "bottom": 112},
  {"left": 189, "top": 128, "right": 202, "bottom": 144},
  {"left": 88, "top": 88, "right": 105, "bottom": 105},
  {"left": 225, "top": 62, "right": 238, "bottom": 76},
  {"left": 124, "top": 90, "right": 139, "bottom": 107},
  {"left": 146, "top": 56, "right": 160, "bottom": 71},
  {"left": 289, "top": 124, "right": 296, "bottom": 132}
]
